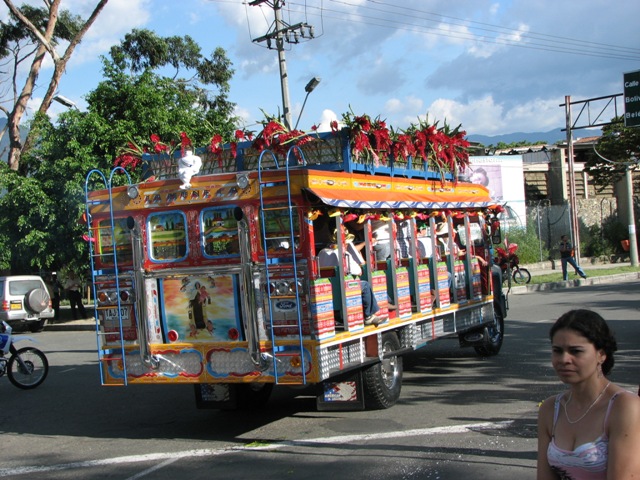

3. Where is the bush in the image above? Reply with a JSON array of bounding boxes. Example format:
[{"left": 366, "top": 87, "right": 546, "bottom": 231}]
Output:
[
  {"left": 582, "top": 219, "right": 627, "bottom": 257},
  {"left": 502, "top": 224, "right": 549, "bottom": 264}
]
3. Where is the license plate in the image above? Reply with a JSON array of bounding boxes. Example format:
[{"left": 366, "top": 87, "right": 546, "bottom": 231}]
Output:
[{"left": 101, "top": 306, "right": 131, "bottom": 328}]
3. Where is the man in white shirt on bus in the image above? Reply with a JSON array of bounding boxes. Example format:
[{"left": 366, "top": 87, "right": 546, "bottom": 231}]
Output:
[{"left": 318, "top": 234, "right": 384, "bottom": 326}]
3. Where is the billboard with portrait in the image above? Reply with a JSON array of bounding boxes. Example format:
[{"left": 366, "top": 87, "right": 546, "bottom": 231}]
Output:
[{"left": 463, "top": 156, "right": 526, "bottom": 228}]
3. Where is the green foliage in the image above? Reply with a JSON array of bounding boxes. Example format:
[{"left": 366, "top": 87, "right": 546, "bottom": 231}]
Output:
[
  {"left": 585, "top": 218, "right": 628, "bottom": 256},
  {"left": 488, "top": 140, "right": 549, "bottom": 150},
  {"left": 1, "top": 31, "right": 237, "bottom": 274},
  {"left": 503, "top": 224, "right": 549, "bottom": 264},
  {"left": 585, "top": 116, "right": 640, "bottom": 190},
  {"left": 0, "top": 4, "right": 82, "bottom": 54}
]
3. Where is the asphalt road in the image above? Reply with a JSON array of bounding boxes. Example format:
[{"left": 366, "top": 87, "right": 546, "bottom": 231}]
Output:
[{"left": 1, "top": 280, "right": 638, "bottom": 479}]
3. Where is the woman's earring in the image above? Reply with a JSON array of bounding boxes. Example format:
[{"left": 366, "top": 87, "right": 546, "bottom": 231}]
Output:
[{"left": 597, "top": 362, "right": 604, "bottom": 378}]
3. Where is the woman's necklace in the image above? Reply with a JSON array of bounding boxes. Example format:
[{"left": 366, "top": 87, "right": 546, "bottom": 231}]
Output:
[{"left": 563, "top": 382, "right": 611, "bottom": 424}]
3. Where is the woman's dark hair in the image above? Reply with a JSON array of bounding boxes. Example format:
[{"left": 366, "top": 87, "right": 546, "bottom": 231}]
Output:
[{"left": 550, "top": 309, "right": 618, "bottom": 375}]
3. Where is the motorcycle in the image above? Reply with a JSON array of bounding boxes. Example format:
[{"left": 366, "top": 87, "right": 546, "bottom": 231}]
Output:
[
  {"left": 495, "top": 242, "right": 531, "bottom": 285},
  {"left": 0, "top": 321, "right": 49, "bottom": 389}
]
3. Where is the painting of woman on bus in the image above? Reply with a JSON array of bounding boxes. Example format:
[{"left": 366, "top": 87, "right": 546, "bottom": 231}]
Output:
[{"left": 162, "top": 274, "right": 241, "bottom": 342}]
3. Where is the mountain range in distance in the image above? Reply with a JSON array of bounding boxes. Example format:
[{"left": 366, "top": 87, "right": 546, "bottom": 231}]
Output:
[
  {"left": 466, "top": 128, "right": 569, "bottom": 146},
  {"left": 467, "top": 127, "right": 605, "bottom": 146}
]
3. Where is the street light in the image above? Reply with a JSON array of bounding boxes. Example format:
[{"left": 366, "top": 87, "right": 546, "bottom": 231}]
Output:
[
  {"left": 52, "top": 94, "right": 78, "bottom": 110},
  {"left": 294, "top": 77, "right": 321, "bottom": 130}
]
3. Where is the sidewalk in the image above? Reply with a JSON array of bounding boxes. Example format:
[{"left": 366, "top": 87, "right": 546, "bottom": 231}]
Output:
[
  {"left": 506, "top": 258, "right": 639, "bottom": 294},
  {"left": 45, "top": 258, "right": 638, "bottom": 331},
  {"left": 46, "top": 305, "right": 96, "bottom": 332}
]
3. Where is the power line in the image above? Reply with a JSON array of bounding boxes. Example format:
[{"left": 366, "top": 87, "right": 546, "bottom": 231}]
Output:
[
  {"left": 360, "top": 0, "right": 640, "bottom": 56},
  {"left": 276, "top": 0, "right": 640, "bottom": 61}
]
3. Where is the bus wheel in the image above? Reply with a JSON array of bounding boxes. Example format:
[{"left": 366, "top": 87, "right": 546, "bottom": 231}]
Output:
[
  {"left": 475, "top": 309, "right": 504, "bottom": 357},
  {"left": 363, "top": 332, "right": 403, "bottom": 409},
  {"left": 237, "top": 383, "right": 274, "bottom": 409}
]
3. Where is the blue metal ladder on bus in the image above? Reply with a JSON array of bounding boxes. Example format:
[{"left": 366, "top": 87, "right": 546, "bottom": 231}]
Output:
[
  {"left": 257, "top": 147, "right": 307, "bottom": 385},
  {"left": 84, "top": 168, "right": 130, "bottom": 386}
]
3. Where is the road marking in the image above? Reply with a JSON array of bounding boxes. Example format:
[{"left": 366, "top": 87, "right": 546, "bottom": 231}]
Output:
[{"left": 0, "top": 420, "right": 513, "bottom": 478}]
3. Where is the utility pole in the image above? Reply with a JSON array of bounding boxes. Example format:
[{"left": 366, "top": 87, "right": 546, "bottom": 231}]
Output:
[
  {"left": 624, "top": 165, "right": 639, "bottom": 266},
  {"left": 564, "top": 96, "right": 581, "bottom": 261},
  {"left": 249, "top": 0, "right": 315, "bottom": 130}
]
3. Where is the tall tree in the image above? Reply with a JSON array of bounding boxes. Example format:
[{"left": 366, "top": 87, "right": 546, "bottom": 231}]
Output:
[
  {"left": 0, "top": 0, "right": 108, "bottom": 172},
  {"left": 585, "top": 116, "right": 640, "bottom": 190},
  {"left": 0, "top": 31, "right": 237, "bottom": 274},
  {"left": 109, "top": 29, "right": 236, "bottom": 135}
]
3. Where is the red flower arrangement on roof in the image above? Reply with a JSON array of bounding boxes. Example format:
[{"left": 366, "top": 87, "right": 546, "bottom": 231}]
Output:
[
  {"left": 113, "top": 109, "right": 471, "bottom": 179},
  {"left": 209, "top": 128, "right": 253, "bottom": 167},
  {"left": 395, "top": 116, "right": 470, "bottom": 179},
  {"left": 341, "top": 108, "right": 392, "bottom": 166},
  {"left": 251, "top": 113, "right": 318, "bottom": 162}
]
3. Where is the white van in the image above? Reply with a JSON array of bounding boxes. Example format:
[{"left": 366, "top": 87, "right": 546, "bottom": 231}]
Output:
[{"left": 0, "top": 275, "right": 54, "bottom": 332}]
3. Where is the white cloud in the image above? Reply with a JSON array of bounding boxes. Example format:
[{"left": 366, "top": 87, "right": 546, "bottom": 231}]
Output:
[
  {"left": 425, "top": 95, "right": 565, "bottom": 135},
  {"left": 316, "top": 109, "right": 340, "bottom": 132},
  {"left": 233, "top": 105, "right": 252, "bottom": 128}
]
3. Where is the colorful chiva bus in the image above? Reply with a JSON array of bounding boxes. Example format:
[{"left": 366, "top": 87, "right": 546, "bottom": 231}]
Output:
[{"left": 84, "top": 132, "right": 507, "bottom": 411}]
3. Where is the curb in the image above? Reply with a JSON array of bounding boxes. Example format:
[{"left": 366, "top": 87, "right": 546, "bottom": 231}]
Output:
[
  {"left": 510, "top": 272, "right": 640, "bottom": 295},
  {"left": 46, "top": 318, "right": 96, "bottom": 332}
]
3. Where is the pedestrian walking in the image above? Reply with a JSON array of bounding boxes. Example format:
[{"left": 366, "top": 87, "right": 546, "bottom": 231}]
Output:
[{"left": 559, "top": 235, "right": 587, "bottom": 281}]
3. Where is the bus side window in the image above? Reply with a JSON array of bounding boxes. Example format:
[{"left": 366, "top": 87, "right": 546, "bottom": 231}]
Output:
[
  {"left": 148, "top": 211, "right": 188, "bottom": 262},
  {"left": 201, "top": 207, "right": 239, "bottom": 258}
]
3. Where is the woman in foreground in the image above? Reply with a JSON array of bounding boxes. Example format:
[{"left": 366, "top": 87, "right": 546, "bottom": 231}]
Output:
[{"left": 537, "top": 309, "right": 640, "bottom": 479}]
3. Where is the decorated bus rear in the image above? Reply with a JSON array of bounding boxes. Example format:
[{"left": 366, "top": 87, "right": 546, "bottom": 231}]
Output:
[{"left": 84, "top": 125, "right": 506, "bottom": 410}]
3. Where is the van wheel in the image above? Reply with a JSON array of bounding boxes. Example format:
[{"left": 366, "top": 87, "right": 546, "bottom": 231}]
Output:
[
  {"left": 28, "top": 319, "right": 47, "bottom": 333},
  {"left": 25, "top": 288, "right": 49, "bottom": 314},
  {"left": 363, "top": 332, "right": 403, "bottom": 409}
]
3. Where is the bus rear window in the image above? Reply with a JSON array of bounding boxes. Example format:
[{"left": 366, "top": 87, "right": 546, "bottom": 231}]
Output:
[
  {"left": 261, "top": 205, "right": 300, "bottom": 254},
  {"left": 97, "top": 218, "right": 133, "bottom": 265},
  {"left": 148, "top": 211, "right": 188, "bottom": 262},
  {"left": 201, "top": 207, "right": 239, "bottom": 257}
]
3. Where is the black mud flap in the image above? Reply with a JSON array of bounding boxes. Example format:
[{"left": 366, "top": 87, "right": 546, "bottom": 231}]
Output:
[
  {"left": 194, "top": 383, "right": 238, "bottom": 410},
  {"left": 316, "top": 371, "right": 366, "bottom": 411}
]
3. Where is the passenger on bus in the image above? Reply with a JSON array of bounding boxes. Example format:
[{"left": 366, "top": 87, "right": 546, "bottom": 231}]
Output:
[
  {"left": 416, "top": 223, "right": 434, "bottom": 259},
  {"left": 395, "top": 219, "right": 412, "bottom": 258},
  {"left": 318, "top": 233, "right": 385, "bottom": 327},
  {"left": 371, "top": 219, "right": 391, "bottom": 261}
]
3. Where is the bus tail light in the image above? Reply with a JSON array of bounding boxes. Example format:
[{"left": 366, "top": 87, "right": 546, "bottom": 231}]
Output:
[{"left": 228, "top": 328, "right": 239, "bottom": 340}]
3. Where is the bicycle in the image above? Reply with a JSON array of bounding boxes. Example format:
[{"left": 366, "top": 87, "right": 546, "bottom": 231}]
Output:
[
  {"left": 495, "top": 242, "right": 531, "bottom": 285},
  {"left": 0, "top": 321, "right": 49, "bottom": 389}
]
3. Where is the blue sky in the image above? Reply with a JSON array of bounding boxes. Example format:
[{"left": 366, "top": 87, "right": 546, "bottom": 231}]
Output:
[{"left": 3, "top": 0, "right": 640, "bottom": 137}]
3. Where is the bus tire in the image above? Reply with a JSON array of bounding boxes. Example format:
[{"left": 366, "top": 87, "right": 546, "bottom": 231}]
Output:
[
  {"left": 475, "top": 308, "right": 505, "bottom": 357},
  {"left": 363, "top": 332, "right": 403, "bottom": 409},
  {"left": 237, "top": 383, "right": 274, "bottom": 409}
]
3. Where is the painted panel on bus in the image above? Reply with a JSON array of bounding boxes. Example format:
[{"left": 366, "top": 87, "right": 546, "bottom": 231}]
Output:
[{"left": 161, "top": 274, "right": 241, "bottom": 342}]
